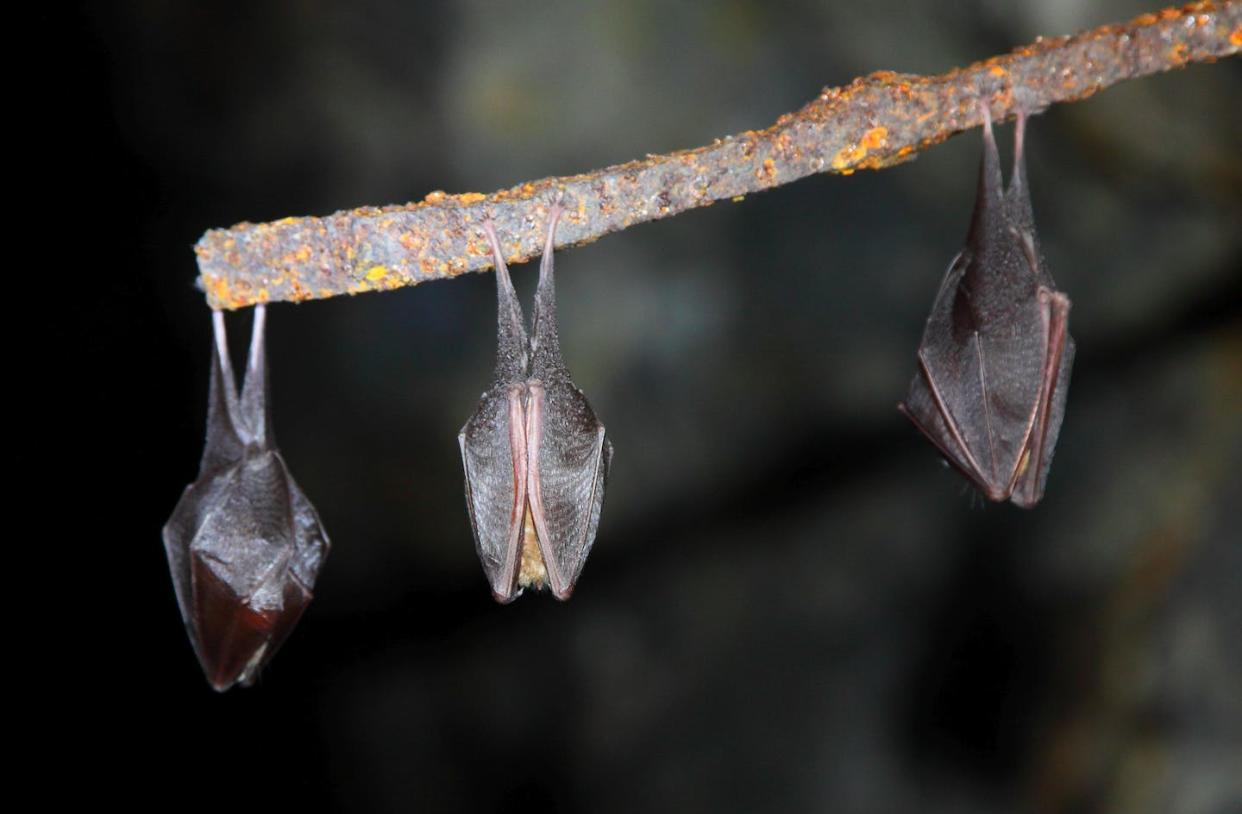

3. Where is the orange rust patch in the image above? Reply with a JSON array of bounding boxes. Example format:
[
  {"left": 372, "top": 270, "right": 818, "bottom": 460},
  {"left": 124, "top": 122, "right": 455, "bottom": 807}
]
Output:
[
  {"left": 831, "top": 128, "right": 887, "bottom": 171},
  {"left": 1231, "top": 26, "right": 1242, "bottom": 46},
  {"left": 424, "top": 190, "right": 446, "bottom": 203},
  {"left": 861, "top": 126, "right": 888, "bottom": 150},
  {"left": 989, "top": 66, "right": 1007, "bottom": 78},
  {"left": 458, "top": 192, "right": 486, "bottom": 204},
  {"left": 288, "top": 277, "right": 312, "bottom": 301},
  {"left": 205, "top": 274, "right": 233, "bottom": 307}
]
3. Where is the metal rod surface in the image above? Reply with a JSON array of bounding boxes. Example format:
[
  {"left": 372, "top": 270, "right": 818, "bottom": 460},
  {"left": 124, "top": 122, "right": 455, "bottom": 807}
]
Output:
[{"left": 194, "top": 1, "right": 1241, "bottom": 309}]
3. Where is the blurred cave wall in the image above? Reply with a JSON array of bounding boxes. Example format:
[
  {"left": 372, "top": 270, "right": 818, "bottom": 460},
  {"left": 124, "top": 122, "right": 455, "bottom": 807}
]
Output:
[{"left": 53, "top": 1, "right": 1239, "bottom": 812}]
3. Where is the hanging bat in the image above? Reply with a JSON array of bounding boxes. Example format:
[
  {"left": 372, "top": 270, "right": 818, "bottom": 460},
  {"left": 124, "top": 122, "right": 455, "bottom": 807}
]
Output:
[
  {"left": 459, "top": 203, "right": 613, "bottom": 602},
  {"left": 163, "top": 305, "right": 330, "bottom": 690},
  {"left": 899, "top": 103, "right": 1074, "bottom": 508}
]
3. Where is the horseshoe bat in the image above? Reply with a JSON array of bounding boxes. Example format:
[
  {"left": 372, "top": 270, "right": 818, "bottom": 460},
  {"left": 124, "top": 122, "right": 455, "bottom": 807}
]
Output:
[
  {"left": 163, "top": 305, "right": 330, "bottom": 690},
  {"left": 459, "top": 203, "right": 613, "bottom": 602},
  {"left": 899, "top": 104, "right": 1074, "bottom": 508}
]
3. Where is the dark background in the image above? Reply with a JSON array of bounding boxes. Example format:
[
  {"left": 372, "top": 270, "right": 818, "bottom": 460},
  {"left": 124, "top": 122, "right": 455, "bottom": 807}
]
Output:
[{"left": 44, "top": 2, "right": 1238, "bottom": 811}]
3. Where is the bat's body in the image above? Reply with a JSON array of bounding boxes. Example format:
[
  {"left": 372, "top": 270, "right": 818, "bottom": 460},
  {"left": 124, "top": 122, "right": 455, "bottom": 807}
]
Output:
[
  {"left": 163, "top": 306, "right": 329, "bottom": 690},
  {"left": 460, "top": 204, "right": 612, "bottom": 602},
  {"left": 900, "top": 105, "right": 1074, "bottom": 508}
]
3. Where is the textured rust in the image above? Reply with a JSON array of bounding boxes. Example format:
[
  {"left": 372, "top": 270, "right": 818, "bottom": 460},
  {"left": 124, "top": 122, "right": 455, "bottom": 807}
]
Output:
[{"left": 195, "top": 1, "right": 1241, "bottom": 309}]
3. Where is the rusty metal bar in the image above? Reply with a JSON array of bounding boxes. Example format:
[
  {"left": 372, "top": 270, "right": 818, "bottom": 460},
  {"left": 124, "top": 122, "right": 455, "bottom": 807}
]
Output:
[{"left": 195, "top": 1, "right": 1241, "bottom": 309}]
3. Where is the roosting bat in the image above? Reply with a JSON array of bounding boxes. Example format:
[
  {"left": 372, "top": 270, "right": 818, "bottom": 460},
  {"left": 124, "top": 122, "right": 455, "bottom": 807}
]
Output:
[
  {"left": 900, "top": 104, "right": 1074, "bottom": 508},
  {"left": 163, "top": 305, "right": 330, "bottom": 690},
  {"left": 459, "top": 203, "right": 613, "bottom": 602}
]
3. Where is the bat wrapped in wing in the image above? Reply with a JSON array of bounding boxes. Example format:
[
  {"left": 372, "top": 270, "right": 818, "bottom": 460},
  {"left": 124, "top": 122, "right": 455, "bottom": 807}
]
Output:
[
  {"left": 900, "top": 104, "right": 1075, "bottom": 508},
  {"left": 460, "top": 203, "right": 613, "bottom": 602},
  {"left": 163, "top": 306, "right": 329, "bottom": 690}
]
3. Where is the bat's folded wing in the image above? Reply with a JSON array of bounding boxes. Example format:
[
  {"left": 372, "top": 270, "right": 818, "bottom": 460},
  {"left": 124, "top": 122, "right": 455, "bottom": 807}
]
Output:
[
  {"left": 163, "top": 449, "right": 321, "bottom": 690},
  {"left": 286, "top": 461, "right": 331, "bottom": 591},
  {"left": 163, "top": 468, "right": 234, "bottom": 652},
  {"left": 195, "top": 451, "right": 309, "bottom": 688},
  {"left": 901, "top": 252, "right": 996, "bottom": 493},
  {"left": 528, "top": 382, "right": 610, "bottom": 600},
  {"left": 1011, "top": 304, "right": 1075, "bottom": 508},
  {"left": 460, "top": 388, "right": 526, "bottom": 601},
  {"left": 901, "top": 370, "right": 979, "bottom": 485}
]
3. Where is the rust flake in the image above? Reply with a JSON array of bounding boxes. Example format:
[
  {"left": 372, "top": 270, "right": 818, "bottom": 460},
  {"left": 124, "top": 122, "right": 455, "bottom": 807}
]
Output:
[{"left": 831, "top": 126, "right": 889, "bottom": 171}]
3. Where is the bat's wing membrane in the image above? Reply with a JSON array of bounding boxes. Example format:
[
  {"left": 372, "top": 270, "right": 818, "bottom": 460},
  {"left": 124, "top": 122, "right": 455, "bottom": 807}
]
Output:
[
  {"left": 286, "top": 463, "right": 331, "bottom": 593},
  {"left": 163, "top": 471, "right": 228, "bottom": 661},
  {"left": 460, "top": 387, "right": 527, "bottom": 602},
  {"left": 902, "top": 250, "right": 997, "bottom": 492},
  {"left": 1011, "top": 296, "right": 1074, "bottom": 508},
  {"left": 187, "top": 448, "right": 306, "bottom": 690},
  {"left": 526, "top": 379, "right": 609, "bottom": 600}
]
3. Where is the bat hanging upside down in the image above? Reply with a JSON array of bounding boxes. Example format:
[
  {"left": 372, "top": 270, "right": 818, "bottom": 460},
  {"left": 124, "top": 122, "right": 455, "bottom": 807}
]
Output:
[
  {"left": 459, "top": 202, "right": 613, "bottom": 602},
  {"left": 900, "top": 102, "right": 1075, "bottom": 508},
  {"left": 163, "top": 306, "right": 330, "bottom": 690}
]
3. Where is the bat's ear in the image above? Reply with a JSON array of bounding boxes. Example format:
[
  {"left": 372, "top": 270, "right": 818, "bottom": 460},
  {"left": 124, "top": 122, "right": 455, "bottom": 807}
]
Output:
[
  {"left": 201, "top": 310, "right": 245, "bottom": 473},
  {"left": 239, "top": 304, "right": 274, "bottom": 448}
]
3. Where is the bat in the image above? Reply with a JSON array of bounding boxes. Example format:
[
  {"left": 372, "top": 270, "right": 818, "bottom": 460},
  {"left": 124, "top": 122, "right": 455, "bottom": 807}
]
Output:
[
  {"left": 899, "top": 103, "right": 1074, "bottom": 508},
  {"left": 459, "top": 202, "right": 613, "bottom": 602},
  {"left": 163, "top": 305, "right": 330, "bottom": 690}
]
